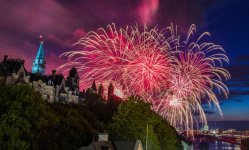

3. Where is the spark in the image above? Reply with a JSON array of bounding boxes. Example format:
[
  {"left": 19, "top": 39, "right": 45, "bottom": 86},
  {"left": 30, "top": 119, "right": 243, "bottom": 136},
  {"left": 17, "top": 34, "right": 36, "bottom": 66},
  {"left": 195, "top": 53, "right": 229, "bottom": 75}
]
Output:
[{"left": 59, "top": 23, "right": 230, "bottom": 131}]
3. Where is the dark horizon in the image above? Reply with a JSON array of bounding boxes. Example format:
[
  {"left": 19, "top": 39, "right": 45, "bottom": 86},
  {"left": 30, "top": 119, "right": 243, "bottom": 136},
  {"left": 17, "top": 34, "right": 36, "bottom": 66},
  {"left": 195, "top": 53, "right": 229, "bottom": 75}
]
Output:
[{"left": 207, "top": 121, "right": 249, "bottom": 131}]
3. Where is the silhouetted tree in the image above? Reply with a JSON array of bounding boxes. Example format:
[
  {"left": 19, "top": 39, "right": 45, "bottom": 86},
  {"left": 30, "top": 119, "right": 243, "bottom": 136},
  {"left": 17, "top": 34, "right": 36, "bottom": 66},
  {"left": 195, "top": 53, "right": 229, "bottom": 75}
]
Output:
[
  {"left": 111, "top": 96, "right": 181, "bottom": 150},
  {"left": 0, "top": 84, "right": 46, "bottom": 150},
  {"left": 0, "top": 83, "right": 182, "bottom": 150}
]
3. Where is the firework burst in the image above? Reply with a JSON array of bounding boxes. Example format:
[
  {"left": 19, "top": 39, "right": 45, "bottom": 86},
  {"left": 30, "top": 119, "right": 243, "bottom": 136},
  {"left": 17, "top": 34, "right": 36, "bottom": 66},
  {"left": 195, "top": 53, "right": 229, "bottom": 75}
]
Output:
[
  {"left": 59, "top": 23, "right": 230, "bottom": 130},
  {"left": 60, "top": 24, "right": 177, "bottom": 98}
]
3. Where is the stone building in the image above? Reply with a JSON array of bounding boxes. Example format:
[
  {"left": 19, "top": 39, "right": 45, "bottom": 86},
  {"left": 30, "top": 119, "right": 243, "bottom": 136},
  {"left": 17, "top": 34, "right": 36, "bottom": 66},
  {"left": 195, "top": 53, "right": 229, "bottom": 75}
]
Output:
[
  {"left": 28, "top": 36, "right": 82, "bottom": 103},
  {"left": 0, "top": 55, "right": 30, "bottom": 84},
  {"left": 29, "top": 68, "right": 81, "bottom": 103},
  {"left": 0, "top": 36, "right": 120, "bottom": 103}
]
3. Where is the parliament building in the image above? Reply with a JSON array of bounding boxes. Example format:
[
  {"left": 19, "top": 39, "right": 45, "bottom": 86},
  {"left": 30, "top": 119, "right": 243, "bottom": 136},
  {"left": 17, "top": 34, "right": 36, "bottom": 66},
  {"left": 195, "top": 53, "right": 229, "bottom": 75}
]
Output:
[{"left": 0, "top": 36, "right": 115, "bottom": 103}]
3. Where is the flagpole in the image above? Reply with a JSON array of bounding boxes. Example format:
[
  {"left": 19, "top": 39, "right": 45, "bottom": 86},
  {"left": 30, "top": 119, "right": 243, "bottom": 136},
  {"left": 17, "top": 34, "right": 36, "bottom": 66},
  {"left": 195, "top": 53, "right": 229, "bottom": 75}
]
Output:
[{"left": 146, "top": 124, "right": 148, "bottom": 150}]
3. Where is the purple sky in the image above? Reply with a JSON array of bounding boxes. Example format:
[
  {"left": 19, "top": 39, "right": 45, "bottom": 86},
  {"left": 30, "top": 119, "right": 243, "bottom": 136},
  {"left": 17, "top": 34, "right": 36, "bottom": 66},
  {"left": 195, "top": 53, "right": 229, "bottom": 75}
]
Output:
[
  {"left": 0, "top": 0, "right": 211, "bottom": 73},
  {"left": 0, "top": 0, "right": 249, "bottom": 122}
]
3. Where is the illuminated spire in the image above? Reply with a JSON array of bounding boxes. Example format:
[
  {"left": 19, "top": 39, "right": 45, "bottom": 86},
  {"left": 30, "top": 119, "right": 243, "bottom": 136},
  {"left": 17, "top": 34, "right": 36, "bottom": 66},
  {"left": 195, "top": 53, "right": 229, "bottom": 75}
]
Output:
[
  {"left": 36, "top": 35, "right": 44, "bottom": 59},
  {"left": 32, "top": 35, "right": 46, "bottom": 75}
]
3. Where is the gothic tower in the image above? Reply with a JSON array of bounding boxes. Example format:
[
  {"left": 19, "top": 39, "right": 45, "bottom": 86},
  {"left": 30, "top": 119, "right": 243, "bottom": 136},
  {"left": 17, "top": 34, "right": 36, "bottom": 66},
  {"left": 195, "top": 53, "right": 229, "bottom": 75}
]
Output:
[
  {"left": 32, "top": 35, "right": 46, "bottom": 75},
  {"left": 66, "top": 67, "right": 80, "bottom": 88},
  {"left": 108, "top": 83, "right": 114, "bottom": 100},
  {"left": 91, "top": 80, "right": 97, "bottom": 93},
  {"left": 98, "top": 83, "right": 104, "bottom": 98},
  {"left": 66, "top": 67, "right": 80, "bottom": 95}
]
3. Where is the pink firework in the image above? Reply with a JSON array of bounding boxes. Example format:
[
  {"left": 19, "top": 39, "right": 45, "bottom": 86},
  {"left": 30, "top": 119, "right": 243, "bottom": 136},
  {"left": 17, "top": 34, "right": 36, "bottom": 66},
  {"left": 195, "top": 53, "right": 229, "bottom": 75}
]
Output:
[
  {"left": 153, "top": 24, "right": 230, "bottom": 129},
  {"left": 153, "top": 93, "right": 194, "bottom": 130},
  {"left": 59, "top": 24, "right": 230, "bottom": 130},
  {"left": 60, "top": 24, "right": 176, "bottom": 99}
]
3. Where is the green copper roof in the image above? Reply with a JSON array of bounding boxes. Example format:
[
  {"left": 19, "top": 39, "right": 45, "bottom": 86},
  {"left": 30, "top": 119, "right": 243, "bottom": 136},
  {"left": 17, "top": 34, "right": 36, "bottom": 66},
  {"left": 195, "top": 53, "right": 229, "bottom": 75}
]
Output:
[
  {"left": 36, "top": 42, "right": 44, "bottom": 59},
  {"left": 32, "top": 37, "right": 46, "bottom": 75}
]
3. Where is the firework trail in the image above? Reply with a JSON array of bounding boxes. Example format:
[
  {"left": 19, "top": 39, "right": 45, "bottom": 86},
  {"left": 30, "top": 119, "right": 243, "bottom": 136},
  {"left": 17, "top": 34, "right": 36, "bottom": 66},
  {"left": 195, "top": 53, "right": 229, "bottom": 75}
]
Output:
[
  {"left": 152, "top": 24, "right": 230, "bottom": 130},
  {"left": 60, "top": 24, "right": 177, "bottom": 98},
  {"left": 59, "top": 23, "right": 230, "bottom": 130}
]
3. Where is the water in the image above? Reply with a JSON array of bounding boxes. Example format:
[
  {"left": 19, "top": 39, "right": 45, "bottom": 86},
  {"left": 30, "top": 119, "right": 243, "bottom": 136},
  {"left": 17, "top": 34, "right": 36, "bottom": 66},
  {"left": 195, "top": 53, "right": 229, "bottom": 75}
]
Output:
[{"left": 194, "top": 141, "right": 240, "bottom": 150}]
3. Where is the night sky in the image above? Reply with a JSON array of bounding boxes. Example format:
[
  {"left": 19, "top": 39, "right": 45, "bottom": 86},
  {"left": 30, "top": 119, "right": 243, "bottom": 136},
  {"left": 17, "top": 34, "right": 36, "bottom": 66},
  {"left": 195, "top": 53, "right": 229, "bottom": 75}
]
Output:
[{"left": 0, "top": 0, "right": 249, "bottom": 122}]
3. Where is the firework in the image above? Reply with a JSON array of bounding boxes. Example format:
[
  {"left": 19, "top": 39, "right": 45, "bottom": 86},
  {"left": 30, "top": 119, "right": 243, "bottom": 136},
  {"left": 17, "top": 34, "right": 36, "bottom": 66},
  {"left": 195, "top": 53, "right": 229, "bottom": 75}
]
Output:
[
  {"left": 59, "top": 23, "right": 230, "bottom": 130},
  {"left": 152, "top": 93, "right": 196, "bottom": 131},
  {"left": 60, "top": 24, "right": 177, "bottom": 98}
]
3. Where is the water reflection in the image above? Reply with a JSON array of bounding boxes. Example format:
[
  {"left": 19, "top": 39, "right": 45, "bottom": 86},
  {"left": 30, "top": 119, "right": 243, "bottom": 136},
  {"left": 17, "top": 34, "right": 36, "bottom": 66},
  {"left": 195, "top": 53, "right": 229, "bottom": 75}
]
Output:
[{"left": 194, "top": 141, "right": 240, "bottom": 150}]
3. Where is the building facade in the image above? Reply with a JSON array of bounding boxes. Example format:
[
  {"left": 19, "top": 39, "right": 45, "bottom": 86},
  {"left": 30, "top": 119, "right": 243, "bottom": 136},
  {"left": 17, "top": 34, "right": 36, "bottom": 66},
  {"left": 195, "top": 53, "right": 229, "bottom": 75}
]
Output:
[
  {"left": 0, "top": 36, "right": 119, "bottom": 103},
  {"left": 29, "top": 69, "right": 81, "bottom": 103},
  {"left": 29, "top": 37, "right": 82, "bottom": 103},
  {"left": 0, "top": 55, "right": 30, "bottom": 84}
]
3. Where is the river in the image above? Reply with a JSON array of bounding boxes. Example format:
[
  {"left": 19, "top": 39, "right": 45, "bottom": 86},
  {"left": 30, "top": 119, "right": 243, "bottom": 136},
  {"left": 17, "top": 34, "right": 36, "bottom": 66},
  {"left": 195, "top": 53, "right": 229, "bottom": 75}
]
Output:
[{"left": 194, "top": 141, "right": 240, "bottom": 150}]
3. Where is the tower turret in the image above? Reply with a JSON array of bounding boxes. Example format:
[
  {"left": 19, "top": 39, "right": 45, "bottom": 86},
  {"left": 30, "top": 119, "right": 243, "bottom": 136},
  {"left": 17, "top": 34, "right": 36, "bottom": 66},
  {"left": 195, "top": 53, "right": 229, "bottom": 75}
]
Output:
[
  {"left": 98, "top": 83, "right": 104, "bottom": 98},
  {"left": 32, "top": 35, "right": 46, "bottom": 75},
  {"left": 108, "top": 83, "right": 114, "bottom": 100},
  {"left": 91, "top": 80, "right": 97, "bottom": 93},
  {"left": 66, "top": 67, "right": 79, "bottom": 88}
]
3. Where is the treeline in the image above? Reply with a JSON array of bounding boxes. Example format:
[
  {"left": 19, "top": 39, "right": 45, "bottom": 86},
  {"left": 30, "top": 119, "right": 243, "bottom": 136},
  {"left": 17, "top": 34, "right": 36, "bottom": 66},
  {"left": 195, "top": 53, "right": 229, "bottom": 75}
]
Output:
[{"left": 0, "top": 83, "right": 181, "bottom": 150}]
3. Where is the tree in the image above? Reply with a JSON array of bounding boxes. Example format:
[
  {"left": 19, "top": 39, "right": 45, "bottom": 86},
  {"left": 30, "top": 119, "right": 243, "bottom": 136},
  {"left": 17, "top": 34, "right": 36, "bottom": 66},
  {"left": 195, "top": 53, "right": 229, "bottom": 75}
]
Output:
[
  {"left": 241, "top": 138, "right": 249, "bottom": 150},
  {"left": 0, "top": 84, "right": 47, "bottom": 150},
  {"left": 0, "top": 83, "right": 112, "bottom": 150},
  {"left": 38, "top": 103, "right": 99, "bottom": 150},
  {"left": 84, "top": 92, "right": 114, "bottom": 124},
  {"left": 111, "top": 96, "right": 180, "bottom": 150},
  {"left": 0, "top": 83, "right": 181, "bottom": 150}
]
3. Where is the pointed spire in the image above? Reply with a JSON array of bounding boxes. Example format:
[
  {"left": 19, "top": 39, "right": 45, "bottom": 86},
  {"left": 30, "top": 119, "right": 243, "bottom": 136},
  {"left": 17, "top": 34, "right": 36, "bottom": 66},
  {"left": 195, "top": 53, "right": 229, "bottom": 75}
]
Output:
[
  {"left": 32, "top": 35, "right": 46, "bottom": 75},
  {"left": 91, "top": 80, "right": 97, "bottom": 92},
  {"left": 98, "top": 83, "right": 104, "bottom": 98},
  {"left": 66, "top": 67, "right": 79, "bottom": 88},
  {"left": 36, "top": 35, "right": 45, "bottom": 59},
  {"left": 108, "top": 82, "right": 114, "bottom": 100},
  {"left": 68, "top": 67, "right": 78, "bottom": 78}
]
